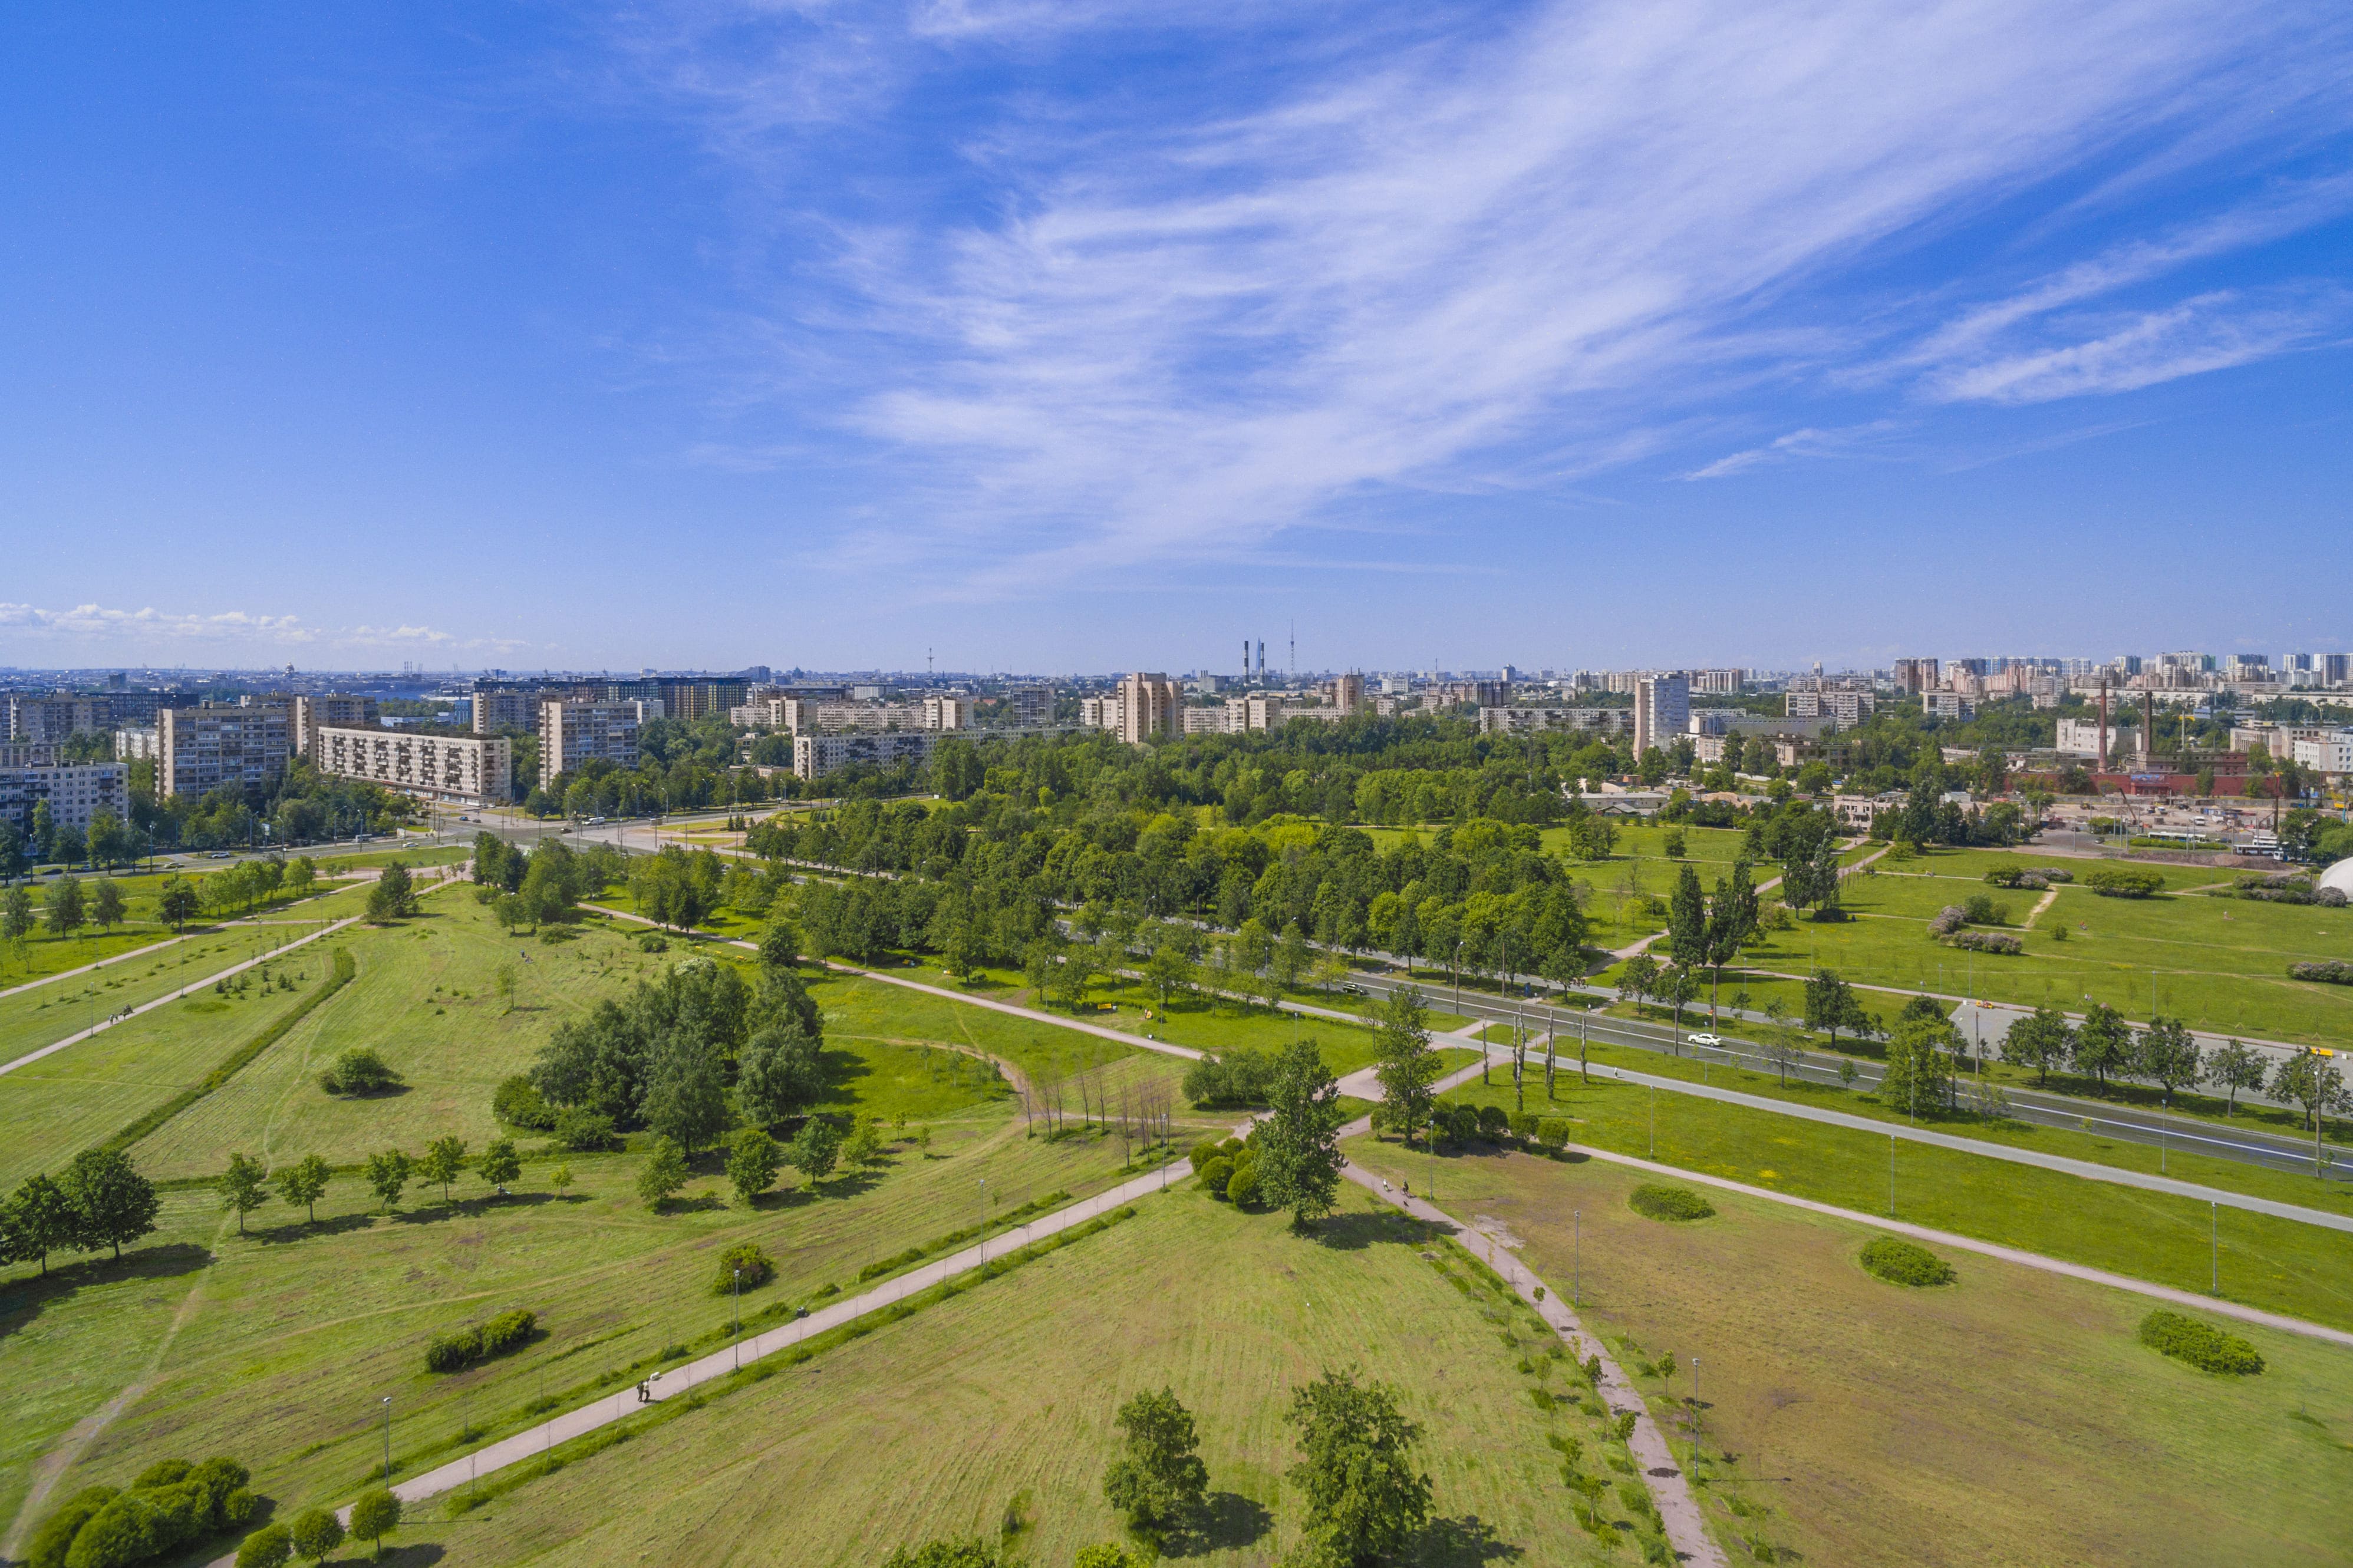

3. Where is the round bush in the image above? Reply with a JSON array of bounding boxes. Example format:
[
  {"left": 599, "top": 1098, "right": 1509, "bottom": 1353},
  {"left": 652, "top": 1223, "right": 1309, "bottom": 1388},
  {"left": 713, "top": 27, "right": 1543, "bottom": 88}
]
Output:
[
  {"left": 1197, "top": 1156, "right": 1234, "bottom": 1197},
  {"left": 1627, "top": 1184, "right": 1714, "bottom": 1222},
  {"left": 2139, "top": 1309, "right": 2265, "bottom": 1375},
  {"left": 1858, "top": 1236, "right": 1955, "bottom": 1287},
  {"left": 715, "top": 1240, "right": 776, "bottom": 1295}
]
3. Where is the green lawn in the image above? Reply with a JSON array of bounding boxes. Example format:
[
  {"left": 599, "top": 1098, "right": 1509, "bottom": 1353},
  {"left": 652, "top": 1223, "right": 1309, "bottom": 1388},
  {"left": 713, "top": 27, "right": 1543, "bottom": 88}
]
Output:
[
  {"left": 0, "top": 867, "right": 367, "bottom": 991},
  {"left": 1346, "top": 1140, "right": 2353, "bottom": 1568},
  {"left": 343, "top": 1184, "right": 1634, "bottom": 1567},
  {"left": 1426, "top": 1069, "right": 2353, "bottom": 1332}
]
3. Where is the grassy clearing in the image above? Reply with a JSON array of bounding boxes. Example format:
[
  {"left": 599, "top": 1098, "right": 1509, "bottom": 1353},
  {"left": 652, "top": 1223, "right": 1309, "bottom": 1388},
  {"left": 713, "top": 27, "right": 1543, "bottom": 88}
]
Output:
[
  {"left": 1345, "top": 1141, "right": 2353, "bottom": 1568},
  {"left": 1425, "top": 1068, "right": 2353, "bottom": 1331},
  {"left": 360, "top": 1184, "right": 1624, "bottom": 1567},
  {"left": 0, "top": 868, "right": 368, "bottom": 991},
  {"left": 1, "top": 1103, "right": 1165, "bottom": 1537}
]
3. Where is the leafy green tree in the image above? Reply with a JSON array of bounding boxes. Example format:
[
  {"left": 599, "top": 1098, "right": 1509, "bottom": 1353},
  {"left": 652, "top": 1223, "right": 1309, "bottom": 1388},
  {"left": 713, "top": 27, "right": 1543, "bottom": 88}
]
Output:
[
  {"left": 1880, "top": 1018, "right": 1955, "bottom": 1117},
  {"left": 2205, "top": 1039, "right": 2267, "bottom": 1115},
  {"left": 1617, "top": 952, "right": 1660, "bottom": 1010},
  {"left": 287, "top": 1505, "right": 345, "bottom": 1564},
  {"left": 366, "top": 862, "right": 417, "bottom": 922},
  {"left": 637, "top": 1136, "right": 690, "bottom": 1209},
  {"left": 2270, "top": 1050, "right": 2347, "bottom": 1134},
  {"left": 878, "top": 1540, "right": 998, "bottom": 1568},
  {"left": 2134, "top": 1018, "right": 2202, "bottom": 1107},
  {"left": 1372, "top": 986, "right": 1439, "bottom": 1148},
  {"left": 645, "top": 1035, "right": 730, "bottom": 1156},
  {"left": 3, "top": 1172, "right": 77, "bottom": 1273},
  {"left": 1802, "top": 969, "right": 1873, "bottom": 1050},
  {"left": 549, "top": 1163, "right": 574, "bottom": 1197},
  {"left": 759, "top": 910, "right": 803, "bottom": 971},
  {"left": 2071, "top": 1003, "right": 2133, "bottom": 1090},
  {"left": 1666, "top": 863, "right": 1706, "bottom": 968},
  {"left": 789, "top": 1118, "right": 842, "bottom": 1189},
  {"left": 1258, "top": 1039, "right": 1346, "bottom": 1230},
  {"left": 365, "top": 1148, "right": 411, "bottom": 1212},
  {"left": 1143, "top": 938, "right": 1195, "bottom": 1011},
  {"left": 61, "top": 1147, "right": 160, "bottom": 1259},
  {"left": 90, "top": 877, "right": 126, "bottom": 933},
  {"left": 728, "top": 1127, "right": 781, "bottom": 1205},
  {"left": 349, "top": 1487, "right": 402, "bottom": 1560},
  {"left": 156, "top": 876, "right": 202, "bottom": 933},
  {"left": 273, "top": 1154, "right": 332, "bottom": 1223},
  {"left": 1273, "top": 921, "right": 1312, "bottom": 993},
  {"left": 843, "top": 1117, "right": 884, "bottom": 1166},
  {"left": 235, "top": 1520, "right": 293, "bottom": 1568},
  {"left": 738, "top": 1020, "right": 823, "bottom": 1128},
  {"left": 477, "top": 1136, "right": 523, "bottom": 1196},
  {"left": 219, "top": 1152, "right": 271, "bottom": 1235},
  {"left": 2001, "top": 1007, "right": 2072, "bottom": 1086},
  {"left": 417, "top": 1135, "right": 469, "bottom": 1206},
  {"left": 1283, "top": 1368, "right": 1432, "bottom": 1566},
  {"left": 45, "top": 873, "right": 84, "bottom": 939},
  {"left": 1102, "top": 1386, "right": 1210, "bottom": 1533},
  {"left": 1073, "top": 1546, "right": 1137, "bottom": 1568},
  {"left": 1704, "top": 859, "right": 1758, "bottom": 1022}
]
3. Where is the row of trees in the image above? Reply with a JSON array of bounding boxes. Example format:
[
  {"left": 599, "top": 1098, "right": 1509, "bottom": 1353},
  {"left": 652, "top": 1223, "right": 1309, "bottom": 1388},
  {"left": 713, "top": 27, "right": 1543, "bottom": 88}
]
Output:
[
  {"left": 2001, "top": 1005, "right": 2348, "bottom": 1125},
  {"left": 0, "top": 1149, "right": 162, "bottom": 1273},
  {"left": 473, "top": 833, "right": 625, "bottom": 930},
  {"left": 216, "top": 1135, "right": 537, "bottom": 1231}
]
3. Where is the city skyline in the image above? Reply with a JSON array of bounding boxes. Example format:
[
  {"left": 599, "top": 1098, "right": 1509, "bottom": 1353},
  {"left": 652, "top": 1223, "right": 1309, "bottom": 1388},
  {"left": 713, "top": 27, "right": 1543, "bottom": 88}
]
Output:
[{"left": 5, "top": 2, "right": 2351, "bottom": 669}]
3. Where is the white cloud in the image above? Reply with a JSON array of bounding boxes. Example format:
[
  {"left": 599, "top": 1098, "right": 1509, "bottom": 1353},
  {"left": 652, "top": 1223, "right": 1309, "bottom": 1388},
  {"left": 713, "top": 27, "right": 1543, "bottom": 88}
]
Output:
[
  {"left": 1927, "top": 289, "right": 2347, "bottom": 404},
  {"left": 0, "top": 603, "right": 526, "bottom": 655},
  {"left": 643, "top": 1, "right": 2349, "bottom": 587},
  {"left": 1684, "top": 423, "right": 1903, "bottom": 481}
]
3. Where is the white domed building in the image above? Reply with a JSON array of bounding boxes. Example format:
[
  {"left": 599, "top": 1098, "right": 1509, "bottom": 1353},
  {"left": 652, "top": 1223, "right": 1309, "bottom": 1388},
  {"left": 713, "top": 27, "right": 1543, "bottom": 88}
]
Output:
[{"left": 2322, "top": 857, "right": 2353, "bottom": 900}]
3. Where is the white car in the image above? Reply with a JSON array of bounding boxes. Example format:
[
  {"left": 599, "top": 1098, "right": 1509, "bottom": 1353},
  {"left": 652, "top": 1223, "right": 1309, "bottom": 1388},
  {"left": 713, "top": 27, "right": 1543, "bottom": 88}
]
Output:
[{"left": 1686, "top": 1032, "right": 1723, "bottom": 1048}]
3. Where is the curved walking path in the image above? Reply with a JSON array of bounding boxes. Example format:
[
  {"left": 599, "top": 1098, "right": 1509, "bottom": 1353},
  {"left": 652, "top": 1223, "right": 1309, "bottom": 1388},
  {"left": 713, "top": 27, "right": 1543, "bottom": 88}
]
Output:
[
  {"left": 1343, "top": 1163, "right": 1729, "bottom": 1568},
  {"left": 1576, "top": 1058, "right": 2353, "bottom": 1234}
]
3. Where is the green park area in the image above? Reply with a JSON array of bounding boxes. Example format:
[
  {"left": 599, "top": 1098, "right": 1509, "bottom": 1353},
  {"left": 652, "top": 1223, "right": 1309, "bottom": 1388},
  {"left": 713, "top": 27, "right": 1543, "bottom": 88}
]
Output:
[
  {"left": 0, "top": 860, "right": 375, "bottom": 992},
  {"left": 1346, "top": 1140, "right": 2353, "bottom": 1568}
]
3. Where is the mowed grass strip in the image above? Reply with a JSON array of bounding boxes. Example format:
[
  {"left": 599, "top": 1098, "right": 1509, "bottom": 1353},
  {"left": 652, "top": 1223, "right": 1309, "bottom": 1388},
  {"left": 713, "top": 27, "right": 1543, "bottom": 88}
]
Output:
[
  {"left": 377, "top": 1185, "right": 1614, "bottom": 1568},
  {"left": 1426, "top": 1070, "right": 2353, "bottom": 1331},
  {"left": 1345, "top": 1140, "right": 2353, "bottom": 1568}
]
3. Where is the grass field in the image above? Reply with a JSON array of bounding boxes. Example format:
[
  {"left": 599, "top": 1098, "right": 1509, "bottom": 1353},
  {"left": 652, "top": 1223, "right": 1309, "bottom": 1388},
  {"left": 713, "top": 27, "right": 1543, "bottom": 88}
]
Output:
[
  {"left": 1346, "top": 1139, "right": 2353, "bottom": 1567},
  {"left": 0, "top": 864, "right": 371, "bottom": 991},
  {"left": 0, "top": 1107, "right": 1165, "bottom": 1541},
  {"left": 1428, "top": 1065, "right": 2353, "bottom": 1331},
  {"left": 341, "top": 1184, "right": 1633, "bottom": 1567}
]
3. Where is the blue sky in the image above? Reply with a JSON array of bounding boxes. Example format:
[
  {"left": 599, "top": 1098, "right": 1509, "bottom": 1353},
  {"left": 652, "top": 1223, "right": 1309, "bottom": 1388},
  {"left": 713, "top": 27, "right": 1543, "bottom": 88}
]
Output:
[{"left": 4, "top": 1, "right": 2350, "bottom": 675}]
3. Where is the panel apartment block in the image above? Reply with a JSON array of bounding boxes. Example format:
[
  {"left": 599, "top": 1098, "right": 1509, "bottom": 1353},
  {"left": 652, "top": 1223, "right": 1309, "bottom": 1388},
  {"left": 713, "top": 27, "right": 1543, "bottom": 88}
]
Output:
[
  {"left": 158, "top": 704, "right": 293, "bottom": 799},
  {"left": 539, "top": 700, "right": 645, "bottom": 790},
  {"left": 792, "top": 729, "right": 938, "bottom": 781},
  {"left": 0, "top": 762, "right": 128, "bottom": 836},
  {"left": 315, "top": 726, "right": 513, "bottom": 806}
]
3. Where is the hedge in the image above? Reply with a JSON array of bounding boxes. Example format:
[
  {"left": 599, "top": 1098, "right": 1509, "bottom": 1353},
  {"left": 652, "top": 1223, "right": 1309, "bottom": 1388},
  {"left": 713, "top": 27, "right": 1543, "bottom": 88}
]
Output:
[
  {"left": 104, "top": 949, "right": 355, "bottom": 1153},
  {"left": 427, "top": 1310, "right": 536, "bottom": 1373},
  {"left": 28, "top": 1457, "right": 252, "bottom": 1568},
  {"left": 1950, "top": 931, "right": 2022, "bottom": 955},
  {"left": 2138, "top": 1310, "right": 2265, "bottom": 1375},
  {"left": 1627, "top": 1184, "right": 1713, "bottom": 1222},
  {"left": 1858, "top": 1236, "right": 1955, "bottom": 1287},
  {"left": 2287, "top": 960, "right": 2353, "bottom": 986},
  {"left": 2084, "top": 867, "right": 2165, "bottom": 899}
]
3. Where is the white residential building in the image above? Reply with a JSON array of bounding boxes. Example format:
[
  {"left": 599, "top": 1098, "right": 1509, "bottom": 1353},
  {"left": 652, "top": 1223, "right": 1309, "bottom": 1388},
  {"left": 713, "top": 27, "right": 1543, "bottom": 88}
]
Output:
[
  {"left": 1785, "top": 689, "right": 1876, "bottom": 728},
  {"left": 1631, "top": 674, "right": 1689, "bottom": 758},
  {"left": 0, "top": 762, "right": 128, "bottom": 836},
  {"left": 539, "top": 699, "right": 647, "bottom": 790},
  {"left": 315, "top": 727, "right": 513, "bottom": 806},
  {"left": 793, "top": 729, "right": 938, "bottom": 781},
  {"left": 158, "top": 704, "right": 293, "bottom": 799},
  {"left": 2291, "top": 733, "right": 2353, "bottom": 776}
]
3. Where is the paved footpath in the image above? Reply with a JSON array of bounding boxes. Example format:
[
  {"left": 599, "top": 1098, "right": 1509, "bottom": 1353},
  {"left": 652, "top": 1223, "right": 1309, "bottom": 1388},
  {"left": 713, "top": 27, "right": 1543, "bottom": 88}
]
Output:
[{"left": 1577, "top": 1058, "right": 2353, "bottom": 1234}]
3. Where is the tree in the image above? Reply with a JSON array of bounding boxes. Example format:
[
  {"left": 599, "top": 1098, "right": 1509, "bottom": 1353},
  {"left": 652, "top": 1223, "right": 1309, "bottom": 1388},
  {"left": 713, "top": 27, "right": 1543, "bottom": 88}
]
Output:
[
  {"left": 1705, "top": 860, "right": 1759, "bottom": 1024},
  {"left": 1660, "top": 963, "right": 1701, "bottom": 1044},
  {"left": 1283, "top": 1368, "right": 1432, "bottom": 1567},
  {"left": 1372, "top": 986, "right": 1439, "bottom": 1148},
  {"left": 844, "top": 1116, "right": 884, "bottom": 1166},
  {"left": 729, "top": 1127, "right": 782, "bottom": 1205},
  {"left": 1102, "top": 1386, "right": 1211, "bottom": 1535},
  {"left": 739, "top": 1021, "right": 824, "bottom": 1127},
  {"left": 219, "top": 1152, "right": 271, "bottom": 1235},
  {"left": 1880, "top": 1018, "right": 1955, "bottom": 1117},
  {"left": 1274, "top": 921, "right": 1312, "bottom": 993},
  {"left": 273, "top": 1154, "right": 332, "bottom": 1223},
  {"left": 366, "top": 862, "right": 417, "bottom": 922},
  {"left": 1144, "top": 938, "right": 1195, "bottom": 1011},
  {"left": 61, "top": 1147, "right": 160, "bottom": 1259},
  {"left": 349, "top": 1488, "right": 402, "bottom": 1560},
  {"left": 90, "top": 877, "right": 126, "bottom": 933},
  {"left": 157, "top": 876, "right": 202, "bottom": 933},
  {"left": 645, "top": 1035, "right": 730, "bottom": 1155},
  {"left": 3, "top": 1172, "right": 77, "bottom": 1274},
  {"left": 2205, "top": 1039, "right": 2268, "bottom": 1115},
  {"left": 287, "top": 1506, "right": 345, "bottom": 1564},
  {"left": 477, "top": 1135, "right": 523, "bottom": 1196},
  {"left": 1617, "top": 952, "right": 1661, "bottom": 1011},
  {"left": 2270, "top": 1050, "right": 2347, "bottom": 1135},
  {"left": 550, "top": 1163, "right": 574, "bottom": 1197},
  {"left": 2, "top": 883, "right": 34, "bottom": 964},
  {"left": 235, "top": 1521, "right": 293, "bottom": 1568},
  {"left": 1666, "top": 864, "right": 1706, "bottom": 969},
  {"left": 2134, "top": 1018, "right": 2202, "bottom": 1107},
  {"left": 2071, "top": 1003, "right": 2133, "bottom": 1090},
  {"left": 1802, "top": 969, "right": 1871, "bottom": 1051},
  {"left": 45, "top": 873, "right": 85, "bottom": 940},
  {"left": 789, "top": 1118, "right": 842, "bottom": 1189},
  {"left": 1258, "top": 1039, "right": 1346, "bottom": 1230},
  {"left": 879, "top": 1541, "right": 1000, "bottom": 1568},
  {"left": 365, "top": 1148, "right": 411, "bottom": 1212},
  {"left": 637, "top": 1136, "right": 690, "bottom": 1208},
  {"left": 417, "top": 1135, "right": 469, "bottom": 1206},
  {"left": 2001, "top": 1007, "right": 2072, "bottom": 1087}
]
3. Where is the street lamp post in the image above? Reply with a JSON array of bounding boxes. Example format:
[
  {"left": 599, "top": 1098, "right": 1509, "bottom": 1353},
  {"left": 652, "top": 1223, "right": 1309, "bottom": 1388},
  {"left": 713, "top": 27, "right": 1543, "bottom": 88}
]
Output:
[
  {"left": 733, "top": 1267, "right": 743, "bottom": 1369},
  {"left": 1573, "top": 1209, "right": 1580, "bottom": 1305},
  {"left": 380, "top": 1395, "right": 393, "bottom": 1481}
]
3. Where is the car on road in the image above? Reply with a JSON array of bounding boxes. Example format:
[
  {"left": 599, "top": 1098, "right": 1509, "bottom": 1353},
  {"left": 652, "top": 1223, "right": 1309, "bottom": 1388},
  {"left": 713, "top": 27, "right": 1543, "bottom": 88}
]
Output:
[{"left": 1686, "top": 1032, "right": 1723, "bottom": 1048}]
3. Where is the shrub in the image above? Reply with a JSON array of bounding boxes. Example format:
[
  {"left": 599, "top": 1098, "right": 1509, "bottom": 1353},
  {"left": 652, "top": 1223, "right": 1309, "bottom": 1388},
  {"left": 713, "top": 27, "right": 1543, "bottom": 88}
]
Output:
[
  {"left": 1181, "top": 1047, "right": 1278, "bottom": 1107},
  {"left": 480, "top": 1308, "right": 536, "bottom": 1356},
  {"left": 2036, "top": 867, "right": 2072, "bottom": 883},
  {"left": 348, "top": 1488, "right": 402, "bottom": 1556},
  {"left": 234, "top": 1523, "right": 291, "bottom": 1568},
  {"left": 425, "top": 1327, "right": 484, "bottom": 1373},
  {"left": 1960, "top": 893, "right": 2006, "bottom": 926},
  {"left": 553, "top": 1107, "right": 621, "bottom": 1151},
  {"left": 493, "top": 1075, "right": 556, "bottom": 1130},
  {"left": 2084, "top": 866, "right": 2164, "bottom": 899},
  {"left": 1507, "top": 1110, "right": 1538, "bottom": 1141},
  {"left": 637, "top": 932, "right": 669, "bottom": 953},
  {"left": 1227, "top": 1155, "right": 1260, "bottom": 1207},
  {"left": 1982, "top": 865, "right": 2024, "bottom": 888},
  {"left": 317, "top": 1047, "right": 402, "bottom": 1097},
  {"left": 285, "top": 1508, "right": 344, "bottom": 1564},
  {"left": 1858, "top": 1236, "right": 1955, "bottom": 1286},
  {"left": 1628, "top": 1184, "right": 1714, "bottom": 1222},
  {"left": 2139, "top": 1310, "right": 2265, "bottom": 1375},
  {"left": 132, "top": 1462, "right": 191, "bottom": 1490},
  {"left": 1951, "top": 930, "right": 2022, "bottom": 955},
  {"left": 2288, "top": 960, "right": 2353, "bottom": 985},
  {"left": 27, "top": 1487, "right": 117, "bottom": 1568},
  {"left": 2322, "top": 887, "right": 2349, "bottom": 908},
  {"left": 1535, "top": 1117, "right": 1570, "bottom": 1151},
  {"left": 1927, "top": 906, "right": 1966, "bottom": 936},
  {"left": 1197, "top": 1156, "right": 1234, "bottom": 1197},
  {"left": 716, "top": 1240, "right": 776, "bottom": 1294},
  {"left": 1475, "top": 1103, "right": 1510, "bottom": 1137}
]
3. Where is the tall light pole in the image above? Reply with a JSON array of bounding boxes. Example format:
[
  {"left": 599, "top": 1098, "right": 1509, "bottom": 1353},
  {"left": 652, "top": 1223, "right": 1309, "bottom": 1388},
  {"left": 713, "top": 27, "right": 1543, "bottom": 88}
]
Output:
[
  {"left": 1572, "top": 1209, "right": 1580, "bottom": 1305},
  {"left": 380, "top": 1395, "right": 393, "bottom": 1481},
  {"left": 733, "top": 1267, "right": 743, "bottom": 1369}
]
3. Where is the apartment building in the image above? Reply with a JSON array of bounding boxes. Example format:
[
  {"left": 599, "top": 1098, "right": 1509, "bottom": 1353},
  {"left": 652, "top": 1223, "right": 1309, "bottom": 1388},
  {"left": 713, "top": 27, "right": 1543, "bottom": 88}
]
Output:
[
  {"left": 291, "top": 694, "right": 379, "bottom": 756},
  {"left": 1922, "top": 693, "right": 1976, "bottom": 721},
  {"left": 1631, "top": 673, "right": 1689, "bottom": 758},
  {"left": 1690, "top": 668, "right": 1747, "bottom": 695},
  {"left": 1893, "top": 658, "right": 1940, "bottom": 694},
  {"left": 0, "top": 761, "right": 128, "bottom": 836},
  {"left": 1478, "top": 707, "right": 1634, "bottom": 736},
  {"left": 1324, "top": 673, "right": 1366, "bottom": 716},
  {"left": 157, "top": 704, "right": 292, "bottom": 799},
  {"left": 539, "top": 699, "right": 647, "bottom": 790},
  {"left": 315, "top": 727, "right": 512, "bottom": 806},
  {"left": 1008, "top": 685, "right": 1054, "bottom": 726},
  {"left": 1116, "top": 672, "right": 1181, "bottom": 745},
  {"left": 793, "top": 729, "right": 938, "bottom": 781},
  {"left": 1784, "top": 689, "right": 1876, "bottom": 728},
  {"left": 2291, "top": 734, "right": 2353, "bottom": 776},
  {"left": 1688, "top": 711, "right": 1827, "bottom": 740},
  {"left": 472, "top": 685, "right": 546, "bottom": 734}
]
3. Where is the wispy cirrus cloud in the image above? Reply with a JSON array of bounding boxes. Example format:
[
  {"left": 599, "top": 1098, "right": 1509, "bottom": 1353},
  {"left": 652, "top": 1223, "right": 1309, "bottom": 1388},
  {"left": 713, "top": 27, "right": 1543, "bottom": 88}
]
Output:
[
  {"left": 627, "top": 0, "right": 2353, "bottom": 583},
  {"left": 1927, "top": 288, "right": 2349, "bottom": 404},
  {"left": 0, "top": 602, "right": 528, "bottom": 655}
]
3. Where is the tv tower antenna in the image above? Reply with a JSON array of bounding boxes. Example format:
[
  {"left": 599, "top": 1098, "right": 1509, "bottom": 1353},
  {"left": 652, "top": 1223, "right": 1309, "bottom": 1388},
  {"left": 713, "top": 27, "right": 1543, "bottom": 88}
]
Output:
[{"left": 1288, "top": 620, "right": 1295, "bottom": 679}]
